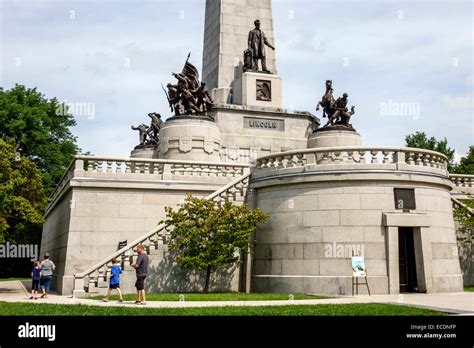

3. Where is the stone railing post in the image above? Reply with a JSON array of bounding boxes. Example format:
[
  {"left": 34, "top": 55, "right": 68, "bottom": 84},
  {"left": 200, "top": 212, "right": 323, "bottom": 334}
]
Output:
[
  {"left": 162, "top": 163, "right": 172, "bottom": 180},
  {"left": 394, "top": 150, "right": 405, "bottom": 170},
  {"left": 72, "top": 277, "right": 85, "bottom": 298},
  {"left": 73, "top": 158, "right": 84, "bottom": 177}
]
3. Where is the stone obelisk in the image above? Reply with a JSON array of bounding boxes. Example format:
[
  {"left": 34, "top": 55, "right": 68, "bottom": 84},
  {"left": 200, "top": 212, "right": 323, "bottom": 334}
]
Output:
[{"left": 202, "top": 0, "right": 277, "bottom": 104}]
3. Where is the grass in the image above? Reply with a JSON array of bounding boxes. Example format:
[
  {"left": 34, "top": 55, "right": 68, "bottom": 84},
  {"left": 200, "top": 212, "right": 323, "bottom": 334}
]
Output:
[
  {"left": 0, "top": 301, "right": 446, "bottom": 316},
  {"left": 89, "top": 292, "right": 328, "bottom": 302},
  {"left": 464, "top": 286, "right": 474, "bottom": 292},
  {"left": 0, "top": 278, "right": 30, "bottom": 282}
]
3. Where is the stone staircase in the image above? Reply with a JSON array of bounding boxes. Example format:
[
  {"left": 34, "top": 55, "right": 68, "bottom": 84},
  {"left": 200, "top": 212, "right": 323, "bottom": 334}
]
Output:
[{"left": 72, "top": 171, "right": 251, "bottom": 297}]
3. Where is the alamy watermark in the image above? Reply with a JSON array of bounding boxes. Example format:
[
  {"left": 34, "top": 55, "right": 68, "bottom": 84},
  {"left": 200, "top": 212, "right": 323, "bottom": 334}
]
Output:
[
  {"left": 18, "top": 322, "right": 55, "bottom": 341},
  {"left": 380, "top": 99, "right": 420, "bottom": 120},
  {"left": 0, "top": 242, "right": 38, "bottom": 261},
  {"left": 324, "top": 242, "right": 365, "bottom": 258},
  {"left": 56, "top": 100, "right": 96, "bottom": 120}
]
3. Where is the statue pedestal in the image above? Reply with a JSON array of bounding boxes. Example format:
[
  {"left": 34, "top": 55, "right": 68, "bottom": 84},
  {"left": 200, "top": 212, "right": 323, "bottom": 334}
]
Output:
[
  {"left": 233, "top": 72, "right": 282, "bottom": 108},
  {"left": 308, "top": 128, "right": 362, "bottom": 148},
  {"left": 211, "top": 87, "right": 232, "bottom": 104},
  {"left": 130, "top": 145, "right": 157, "bottom": 158},
  {"left": 157, "top": 116, "right": 221, "bottom": 161}
]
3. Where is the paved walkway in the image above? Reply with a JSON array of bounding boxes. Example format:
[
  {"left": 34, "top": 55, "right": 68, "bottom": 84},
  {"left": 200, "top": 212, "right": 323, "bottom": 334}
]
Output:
[{"left": 0, "top": 280, "right": 472, "bottom": 314}]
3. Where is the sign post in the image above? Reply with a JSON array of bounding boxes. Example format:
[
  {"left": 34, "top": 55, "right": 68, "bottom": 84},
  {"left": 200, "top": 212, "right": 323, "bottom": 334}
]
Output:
[{"left": 351, "top": 256, "right": 371, "bottom": 296}]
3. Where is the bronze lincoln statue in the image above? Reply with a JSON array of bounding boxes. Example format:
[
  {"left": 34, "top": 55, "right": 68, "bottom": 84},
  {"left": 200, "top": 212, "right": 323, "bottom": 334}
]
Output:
[{"left": 247, "top": 19, "right": 275, "bottom": 73}]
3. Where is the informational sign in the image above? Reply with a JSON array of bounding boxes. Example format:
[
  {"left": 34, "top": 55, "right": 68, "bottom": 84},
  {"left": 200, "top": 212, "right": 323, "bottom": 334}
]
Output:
[
  {"left": 351, "top": 256, "right": 367, "bottom": 277},
  {"left": 394, "top": 188, "right": 416, "bottom": 210},
  {"left": 243, "top": 117, "right": 285, "bottom": 131}
]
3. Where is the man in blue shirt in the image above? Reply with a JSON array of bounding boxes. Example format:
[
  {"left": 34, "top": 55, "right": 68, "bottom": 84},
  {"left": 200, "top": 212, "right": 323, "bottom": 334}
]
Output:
[{"left": 102, "top": 259, "right": 123, "bottom": 302}]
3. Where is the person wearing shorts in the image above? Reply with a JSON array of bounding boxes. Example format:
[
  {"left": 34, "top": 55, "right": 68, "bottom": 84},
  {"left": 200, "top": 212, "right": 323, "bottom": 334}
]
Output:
[
  {"left": 102, "top": 258, "right": 123, "bottom": 302},
  {"left": 40, "top": 252, "right": 55, "bottom": 298},
  {"left": 131, "top": 245, "right": 149, "bottom": 305}
]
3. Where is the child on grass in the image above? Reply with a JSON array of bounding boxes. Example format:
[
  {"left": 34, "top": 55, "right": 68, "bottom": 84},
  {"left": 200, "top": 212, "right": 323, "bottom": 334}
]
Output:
[
  {"left": 102, "top": 258, "right": 123, "bottom": 302},
  {"left": 30, "top": 261, "right": 41, "bottom": 300}
]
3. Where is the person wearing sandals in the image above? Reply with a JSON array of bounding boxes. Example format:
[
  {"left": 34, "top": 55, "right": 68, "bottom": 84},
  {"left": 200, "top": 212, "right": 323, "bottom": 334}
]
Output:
[
  {"left": 30, "top": 261, "right": 42, "bottom": 300},
  {"left": 131, "top": 245, "right": 149, "bottom": 305},
  {"left": 40, "top": 252, "right": 55, "bottom": 298},
  {"left": 102, "top": 259, "right": 123, "bottom": 303}
]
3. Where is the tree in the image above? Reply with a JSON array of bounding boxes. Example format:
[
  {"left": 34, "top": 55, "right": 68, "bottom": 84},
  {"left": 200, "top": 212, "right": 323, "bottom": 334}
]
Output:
[
  {"left": 161, "top": 195, "right": 268, "bottom": 292},
  {"left": 0, "top": 85, "right": 80, "bottom": 195},
  {"left": 452, "top": 146, "right": 474, "bottom": 175},
  {"left": 0, "top": 138, "right": 46, "bottom": 243},
  {"left": 405, "top": 132, "right": 456, "bottom": 172},
  {"left": 453, "top": 198, "right": 473, "bottom": 285}
]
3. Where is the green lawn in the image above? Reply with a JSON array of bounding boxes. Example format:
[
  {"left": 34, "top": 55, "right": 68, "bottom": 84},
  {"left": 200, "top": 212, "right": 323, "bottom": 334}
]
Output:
[
  {"left": 0, "top": 301, "right": 445, "bottom": 316},
  {"left": 464, "top": 286, "right": 474, "bottom": 292},
  {"left": 89, "top": 292, "right": 327, "bottom": 301}
]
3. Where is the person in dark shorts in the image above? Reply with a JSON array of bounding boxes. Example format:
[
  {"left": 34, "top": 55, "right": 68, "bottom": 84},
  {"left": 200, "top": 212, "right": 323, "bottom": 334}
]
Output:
[
  {"left": 30, "top": 262, "right": 42, "bottom": 300},
  {"left": 40, "top": 252, "right": 55, "bottom": 298},
  {"left": 131, "top": 245, "right": 149, "bottom": 305},
  {"left": 102, "top": 258, "right": 123, "bottom": 302}
]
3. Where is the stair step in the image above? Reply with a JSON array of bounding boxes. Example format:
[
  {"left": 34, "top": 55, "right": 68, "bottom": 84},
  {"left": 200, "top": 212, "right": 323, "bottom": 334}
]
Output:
[{"left": 98, "top": 281, "right": 109, "bottom": 288}]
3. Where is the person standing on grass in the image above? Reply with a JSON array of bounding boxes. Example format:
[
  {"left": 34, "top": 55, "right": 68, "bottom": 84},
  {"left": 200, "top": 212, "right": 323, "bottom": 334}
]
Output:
[
  {"left": 30, "top": 261, "right": 42, "bottom": 300},
  {"left": 102, "top": 258, "right": 124, "bottom": 303},
  {"left": 131, "top": 245, "right": 149, "bottom": 305},
  {"left": 40, "top": 252, "right": 55, "bottom": 298}
]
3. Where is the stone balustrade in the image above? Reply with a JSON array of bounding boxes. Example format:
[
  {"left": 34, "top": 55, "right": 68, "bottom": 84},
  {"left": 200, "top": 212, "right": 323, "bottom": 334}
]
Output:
[
  {"left": 449, "top": 174, "right": 474, "bottom": 194},
  {"left": 254, "top": 146, "right": 449, "bottom": 177},
  {"left": 48, "top": 156, "right": 250, "bottom": 210},
  {"left": 76, "top": 155, "right": 248, "bottom": 177}
]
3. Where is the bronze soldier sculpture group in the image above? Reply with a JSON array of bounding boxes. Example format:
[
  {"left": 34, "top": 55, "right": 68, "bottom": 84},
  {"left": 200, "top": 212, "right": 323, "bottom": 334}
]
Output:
[
  {"left": 131, "top": 112, "right": 163, "bottom": 146},
  {"left": 131, "top": 55, "right": 214, "bottom": 147},
  {"left": 132, "top": 20, "right": 357, "bottom": 146},
  {"left": 316, "top": 80, "right": 356, "bottom": 130},
  {"left": 164, "top": 54, "right": 214, "bottom": 116}
]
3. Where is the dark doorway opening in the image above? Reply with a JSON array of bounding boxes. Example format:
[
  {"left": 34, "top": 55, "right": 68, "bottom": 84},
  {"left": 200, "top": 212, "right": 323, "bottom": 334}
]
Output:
[{"left": 398, "top": 227, "right": 418, "bottom": 292}]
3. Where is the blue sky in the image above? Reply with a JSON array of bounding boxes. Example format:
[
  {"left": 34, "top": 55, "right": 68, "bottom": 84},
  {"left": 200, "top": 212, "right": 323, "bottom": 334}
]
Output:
[{"left": 1, "top": 0, "right": 472, "bottom": 158}]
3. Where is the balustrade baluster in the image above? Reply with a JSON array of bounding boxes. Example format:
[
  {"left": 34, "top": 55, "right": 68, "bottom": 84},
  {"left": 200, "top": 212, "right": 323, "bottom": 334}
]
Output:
[
  {"left": 415, "top": 153, "right": 423, "bottom": 166},
  {"left": 296, "top": 153, "right": 304, "bottom": 166},
  {"left": 382, "top": 151, "right": 390, "bottom": 164},
  {"left": 106, "top": 161, "right": 113, "bottom": 173},
  {"left": 370, "top": 150, "right": 378, "bottom": 164},
  {"left": 144, "top": 162, "right": 151, "bottom": 173},
  {"left": 423, "top": 154, "right": 430, "bottom": 166},
  {"left": 97, "top": 160, "right": 104, "bottom": 173},
  {"left": 347, "top": 151, "right": 354, "bottom": 163},
  {"left": 358, "top": 151, "right": 366, "bottom": 164},
  {"left": 125, "top": 161, "right": 132, "bottom": 173},
  {"left": 284, "top": 155, "right": 294, "bottom": 168}
]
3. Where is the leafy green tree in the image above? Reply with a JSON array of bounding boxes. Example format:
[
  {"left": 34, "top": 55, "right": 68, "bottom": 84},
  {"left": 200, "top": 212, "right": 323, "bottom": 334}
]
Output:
[
  {"left": 405, "top": 132, "right": 456, "bottom": 172},
  {"left": 453, "top": 146, "right": 474, "bottom": 175},
  {"left": 162, "top": 195, "right": 268, "bottom": 292},
  {"left": 0, "top": 85, "right": 79, "bottom": 195},
  {"left": 453, "top": 198, "right": 473, "bottom": 284},
  {"left": 0, "top": 138, "right": 46, "bottom": 243}
]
